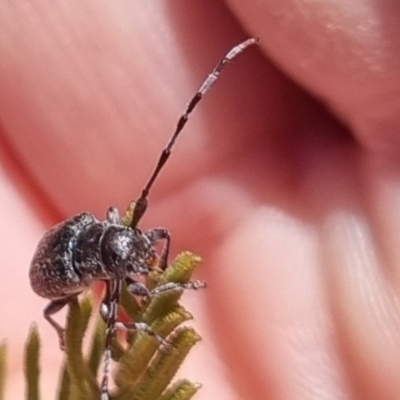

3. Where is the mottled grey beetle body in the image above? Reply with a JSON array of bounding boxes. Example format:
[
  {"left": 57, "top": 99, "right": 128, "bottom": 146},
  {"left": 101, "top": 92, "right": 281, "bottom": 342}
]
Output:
[
  {"left": 29, "top": 211, "right": 157, "bottom": 300},
  {"left": 30, "top": 213, "right": 96, "bottom": 299},
  {"left": 28, "top": 38, "right": 257, "bottom": 400}
]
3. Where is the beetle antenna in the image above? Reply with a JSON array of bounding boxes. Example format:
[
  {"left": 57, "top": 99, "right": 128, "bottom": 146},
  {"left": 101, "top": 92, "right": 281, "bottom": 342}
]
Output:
[{"left": 130, "top": 37, "right": 259, "bottom": 228}]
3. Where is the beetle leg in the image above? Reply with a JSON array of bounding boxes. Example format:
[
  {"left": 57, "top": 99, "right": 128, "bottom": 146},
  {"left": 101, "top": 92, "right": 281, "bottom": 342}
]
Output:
[
  {"left": 144, "top": 228, "right": 170, "bottom": 270},
  {"left": 126, "top": 277, "right": 206, "bottom": 298},
  {"left": 100, "top": 279, "right": 121, "bottom": 400},
  {"left": 114, "top": 321, "right": 169, "bottom": 346},
  {"left": 44, "top": 295, "right": 77, "bottom": 350},
  {"left": 149, "top": 280, "right": 207, "bottom": 295},
  {"left": 125, "top": 277, "right": 150, "bottom": 297},
  {"left": 103, "top": 278, "right": 170, "bottom": 342}
]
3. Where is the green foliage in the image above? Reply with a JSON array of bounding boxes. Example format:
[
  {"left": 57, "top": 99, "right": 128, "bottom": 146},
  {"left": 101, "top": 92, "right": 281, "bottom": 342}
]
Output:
[
  {"left": 20, "top": 252, "right": 203, "bottom": 400},
  {"left": 25, "top": 326, "right": 40, "bottom": 400}
]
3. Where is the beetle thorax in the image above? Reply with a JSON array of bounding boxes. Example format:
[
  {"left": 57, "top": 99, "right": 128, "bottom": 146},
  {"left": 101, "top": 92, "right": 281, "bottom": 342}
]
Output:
[{"left": 74, "top": 222, "right": 156, "bottom": 281}]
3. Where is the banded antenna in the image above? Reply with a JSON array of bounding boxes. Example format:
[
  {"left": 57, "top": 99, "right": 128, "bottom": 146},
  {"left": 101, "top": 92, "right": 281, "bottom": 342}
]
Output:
[{"left": 130, "top": 37, "right": 259, "bottom": 228}]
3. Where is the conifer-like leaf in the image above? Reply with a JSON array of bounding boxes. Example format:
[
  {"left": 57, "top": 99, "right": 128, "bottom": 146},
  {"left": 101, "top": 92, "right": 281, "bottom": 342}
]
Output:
[
  {"left": 127, "top": 327, "right": 201, "bottom": 400},
  {"left": 57, "top": 363, "right": 71, "bottom": 400},
  {"left": 25, "top": 325, "right": 40, "bottom": 400},
  {"left": 12, "top": 252, "right": 204, "bottom": 400},
  {"left": 87, "top": 319, "right": 105, "bottom": 376},
  {"left": 64, "top": 298, "right": 99, "bottom": 399},
  {"left": 113, "top": 253, "right": 203, "bottom": 400},
  {"left": 159, "top": 379, "right": 202, "bottom": 400}
]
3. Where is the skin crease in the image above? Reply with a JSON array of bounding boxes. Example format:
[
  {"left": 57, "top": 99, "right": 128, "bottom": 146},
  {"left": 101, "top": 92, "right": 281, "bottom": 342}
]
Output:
[{"left": 1, "top": 0, "right": 400, "bottom": 399}]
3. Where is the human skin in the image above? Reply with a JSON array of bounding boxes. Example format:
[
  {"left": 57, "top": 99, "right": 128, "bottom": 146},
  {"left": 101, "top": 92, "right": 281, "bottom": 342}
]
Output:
[{"left": 1, "top": 0, "right": 400, "bottom": 399}]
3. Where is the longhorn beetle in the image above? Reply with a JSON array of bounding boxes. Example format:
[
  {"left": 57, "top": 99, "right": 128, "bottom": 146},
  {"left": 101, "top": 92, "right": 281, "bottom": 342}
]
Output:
[{"left": 29, "top": 37, "right": 258, "bottom": 399}]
